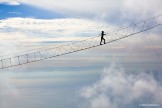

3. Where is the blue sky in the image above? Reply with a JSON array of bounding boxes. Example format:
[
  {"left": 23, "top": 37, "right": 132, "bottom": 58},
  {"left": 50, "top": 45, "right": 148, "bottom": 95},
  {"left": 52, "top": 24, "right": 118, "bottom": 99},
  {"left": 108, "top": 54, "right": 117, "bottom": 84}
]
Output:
[
  {"left": 0, "top": 2, "right": 63, "bottom": 19},
  {"left": 0, "top": 0, "right": 162, "bottom": 108}
]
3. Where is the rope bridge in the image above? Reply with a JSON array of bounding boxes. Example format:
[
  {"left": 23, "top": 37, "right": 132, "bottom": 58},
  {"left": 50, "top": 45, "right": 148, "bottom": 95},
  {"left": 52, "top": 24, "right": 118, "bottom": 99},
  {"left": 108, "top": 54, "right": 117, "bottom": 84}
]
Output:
[{"left": 0, "top": 15, "right": 162, "bottom": 69}]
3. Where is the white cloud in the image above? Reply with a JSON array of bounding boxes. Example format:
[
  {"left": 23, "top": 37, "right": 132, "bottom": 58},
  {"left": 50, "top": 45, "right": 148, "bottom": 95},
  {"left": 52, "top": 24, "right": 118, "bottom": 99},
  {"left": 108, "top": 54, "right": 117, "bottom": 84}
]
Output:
[
  {"left": 0, "top": 17, "right": 116, "bottom": 58},
  {"left": 0, "top": 17, "right": 114, "bottom": 43},
  {"left": 5, "top": 0, "right": 158, "bottom": 23},
  {"left": 80, "top": 63, "right": 162, "bottom": 108},
  {"left": 0, "top": 72, "right": 19, "bottom": 107},
  {"left": 0, "top": 0, "right": 20, "bottom": 5},
  {"left": 0, "top": 17, "right": 162, "bottom": 61},
  {"left": 1, "top": 0, "right": 161, "bottom": 23},
  {"left": 1, "top": 0, "right": 162, "bottom": 28},
  {"left": 124, "top": 0, "right": 162, "bottom": 17}
]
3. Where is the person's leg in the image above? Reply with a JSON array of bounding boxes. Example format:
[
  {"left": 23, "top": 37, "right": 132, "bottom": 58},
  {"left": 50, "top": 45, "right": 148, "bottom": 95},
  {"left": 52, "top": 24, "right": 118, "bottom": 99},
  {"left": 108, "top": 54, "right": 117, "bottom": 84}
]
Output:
[
  {"left": 100, "top": 38, "right": 102, "bottom": 45},
  {"left": 103, "top": 38, "right": 106, "bottom": 44}
]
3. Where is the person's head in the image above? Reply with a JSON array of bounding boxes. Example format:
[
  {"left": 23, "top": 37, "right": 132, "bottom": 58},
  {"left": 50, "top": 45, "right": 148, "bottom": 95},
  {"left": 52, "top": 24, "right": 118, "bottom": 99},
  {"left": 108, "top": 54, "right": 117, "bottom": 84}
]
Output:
[{"left": 102, "top": 31, "right": 104, "bottom": 33}]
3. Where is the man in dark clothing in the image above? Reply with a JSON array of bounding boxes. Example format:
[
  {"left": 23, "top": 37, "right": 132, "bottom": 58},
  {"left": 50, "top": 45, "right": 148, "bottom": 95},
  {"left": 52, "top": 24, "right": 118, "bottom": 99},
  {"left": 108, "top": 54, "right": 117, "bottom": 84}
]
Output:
[{"left": 100, "top": 31, "right": 106, "bottom": 45}]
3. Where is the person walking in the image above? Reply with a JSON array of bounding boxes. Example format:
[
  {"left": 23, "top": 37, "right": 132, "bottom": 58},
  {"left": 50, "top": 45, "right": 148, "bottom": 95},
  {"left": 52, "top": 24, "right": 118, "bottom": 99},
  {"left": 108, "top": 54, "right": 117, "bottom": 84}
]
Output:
[{"left": 100, "top": 31, "right": 106, "bottom": 45}]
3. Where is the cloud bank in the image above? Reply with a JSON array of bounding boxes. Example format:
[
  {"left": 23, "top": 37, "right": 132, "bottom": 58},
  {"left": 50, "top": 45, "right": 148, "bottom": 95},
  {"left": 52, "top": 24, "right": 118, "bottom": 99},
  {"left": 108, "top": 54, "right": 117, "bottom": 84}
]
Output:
[
  {"left": 0, "top": 17, "right": 162, "bottom": 61},
  {"left": 0, "top": 17, "right": 115, "bottom": 57},
  {"left": 80, "top": 63, "right": 162, "bottom": 108},
  {"left": 0, "top": 0, "right": 160, "bottom": 24},
  {"left": 0, "top": 72, "right": 19, "bottom": 108},
  {"left": 0, "top": 18, "right": 112, "bottom": 42},
  {"left": 1, "top": 0, "right": 162, "bottom": 23}
]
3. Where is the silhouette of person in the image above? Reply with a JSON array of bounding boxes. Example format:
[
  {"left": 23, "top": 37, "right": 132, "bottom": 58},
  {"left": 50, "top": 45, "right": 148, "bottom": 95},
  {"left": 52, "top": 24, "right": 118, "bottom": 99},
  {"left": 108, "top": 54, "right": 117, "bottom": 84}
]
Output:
[{"left": 100, "top": 31, "right": 106, "bottom": 45}]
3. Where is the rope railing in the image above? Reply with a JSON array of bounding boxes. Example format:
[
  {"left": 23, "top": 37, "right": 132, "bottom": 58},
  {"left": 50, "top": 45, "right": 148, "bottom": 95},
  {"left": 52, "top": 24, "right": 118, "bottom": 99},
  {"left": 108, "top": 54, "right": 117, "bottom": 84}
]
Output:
[{"left": 0, "top": 15, "right": 162, "bottom": 69}]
